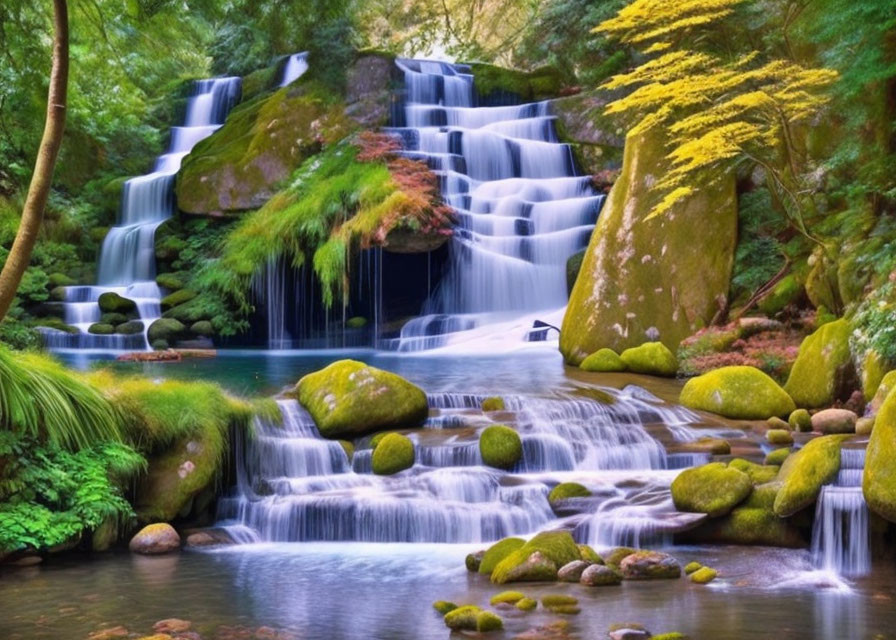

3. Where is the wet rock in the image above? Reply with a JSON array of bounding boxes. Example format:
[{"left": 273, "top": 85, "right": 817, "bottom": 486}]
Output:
[
  {"left": 619, "top": 550, "right": 681, "bottom": 580},
  {"left": 684, "top": 561, "right": 702, "bottom": 574},
  {"left": 764, "top": 448, "right": 791, "bottom": 466},
  {"left": 619, "top": 342, "right": 678, "bottom": 377},
  {"left": 578, "top": 544, "right": 603, "bottom": 564},
  {"left": 516, "top": 597, "right": 538, "bottom": 611},
  {"left": 671, "top": 462, "right": 752, "bottom": 517},
  {"left": 129, "top": 523, "right": 181, "bottom": 555},
  {"left": 516, "top": 620, "right": 572, "bottom": 639},
  {"left": 490, "top": 590, "right": 526, "bottom": 605},
  {"left": 476, "top": 610, "right": 504, "bottom": 632},
  {"left": 466, "top": 550, "right": 485, "bottom": 572},
  {"left": 478, "top": 537, "right": 524, "bottom": 574},
  {"left": 811, "top": 408, "right": 857, "bottom": 434},
  {"left": 153, "top": 619, "right": 191, "bottom": 634},
  {"left": 479, "top": 424, "right": 523, "bottom": 469},
  {"left": 608, "top": 623, "right": 652, "bottom": 640},
  {"left": 444, "top": 605, "right": 481, "bottom": 631},
  {"left": 580, "top": 348, "right": 626, "bottom": 372},
  {"left": 98, "top": 292, "right": 136, "bottom": 314},
  {"left": 580, "top": 563, "right": 622, "bottom": 586},
  {"left": 680, "top": 366, "right": 795, "bottom": 419},
  {"left": 491, "top": 531, "right": 580, "bottom": 583},
  {"left": 788, "top": 408, "right": 812, "bottom": 432},
  {"left": 371, "top": 433, "right": 415, "bottom": 475},
  {"left": 690, "top": 566, "right": 718, "bottom": 584},
  {"left": 548, "top": 482, "right": 592, "bottom": 507},
  {"left": 766, "top": 429, "right": 794, "bottom": 445},
  {"left": 604, "top": 547, "right": 637, "bottom": 569},
  {"left": 481, "top": 396, "right": 505, "bottom": 411},
  {"left": 433, "top": 600, "right": 458, "bottom": 615},
  {"left": 728, "top": 458, "right": 779, "bottom": 484},
  {"left": 492, "top": 550, "right": 558, "bottom": 584},
  {"left": 784, "top": 319, "right": 855, "bottom": 408},
  {"left": 558, "top": 560, "right": 590, "bottom": 582},
  {"left": 775, "top": 434, "right": 848, "bottom": 516},
  {"left": 767, "top": 416, "right": 790, "bottom": 430}
]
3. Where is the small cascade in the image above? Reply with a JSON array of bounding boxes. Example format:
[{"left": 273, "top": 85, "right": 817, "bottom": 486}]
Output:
[
  {"left": 280, "top": 52, "right": 309, "bottom": 87},
  {"left": 811, "top": 447, "right": 870, "bottom": 577},
  {"left": 43, "top": 76, "right": 241, "bottom": 351},
  {"left": 217, "top": 385, "right": 728, "bottom": 545},
  {"left": 387, "top": 59, "right": 601, "bottom": 351}
]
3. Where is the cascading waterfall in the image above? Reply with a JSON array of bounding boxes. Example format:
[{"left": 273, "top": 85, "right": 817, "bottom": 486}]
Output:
[
  {"left": 811, "top": 447, "right": 870, "bottom": 577},
  {"left": 42, "top": 76, "right": 242, "bottom": 351},
  {"left": 387, "top": 59, "right": 602, "bottom": 351},
  {"left": 216, "top": 386, "right": 723, "bottom": 545},
  {"left": 280, "top": 52, "right": 309, "bottom": 87}
]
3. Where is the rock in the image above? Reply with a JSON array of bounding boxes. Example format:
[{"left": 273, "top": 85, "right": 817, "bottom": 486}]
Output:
[
  {"left": 567, "top": 250, "right": 587, "bottom": 295},
  {"left": 491, "top": 531, "right": 580, "bottom": 584},
  {"left": 580, "top": 563, "right": 622, "bottom": 586},
  {"left": 98, "top": 292, "right": 136, "bottom": 314},
  {"left": 683, "top": 561, "right": 702, "bottom": 575},
  {"left": 147, "top": 318, "right": 187, "bottom": 347},
  {"left": 690, "top": 566, "right": 717, "bottom": 584},
  {"left": 767, "top": 416, "right": 790, "bottom": 430},
  {"left": 619, "top": 342, "right": 678, "bottom": 377},
  {"left": 515, "top": 597, "right": 537, "bottom": 611},
  {"left": 774, "top": 435, "right": 848, "bottom": 516},
  {"left": 857, "top": 417, "right": 875, "bottom": 435},
  {"left": 116, "top": 321, "right": 144, "bottom": 335},
  {"left": 811, "top": 408, "right": 857, "bottom": 434},
  {"left": 478, "top": 537, "right": 525, "bottom": 575},
  {"left": 560, "top": 126, "right": 737, "bottom": 364},
  {"left": 578, "top": 544, "right": 603, "bottom": 564},
  {"left": 558, "top": 560, "right": 591, "bottom": 582},
  {"left": 789, "top": 408, "right": 812, "bottom": 432},
  {"left": 155, "top": 273, "right": 185, "bottom": 290},
  {"left": 548, "top": 482, "right": 592, "bottom": 505},
  {"left": 371, "top": 433, "right": 415, "bottom": 475},
  {"left": 476, "top": 611, "right": 504, "bottom": 632},
  {"left": 102, "top": 312, "right": 128, "bottom": 326},
  {"left": 864, "top": 384, "right": 896, "bottom": 521},
  {"left": 481, "top": 396, "right": 505, "bottom": 411},
  {"left": 784, "top": 319, "right": 856, "bottom": 408},
  {"left": 671, "top": 437, "right": 730, "bottom": 455},
  {"left": 728, "top": 458, "right": 780, "bottom": 484},
  {"left": 608, "top": 623, "right": 652, "bottom": 640},
  {"left": 295, "top": 360, "right": 428, "bottom": 438},
  {"left": 766, "top": 429, "right": 794, "bottom": 445},
  {"left": 160, "top": 289, "right": 197, "bottom": 310},
  {"left": 619, "top": 550, "right": 681, "bottom": 580},
  {"left": 679, "top": 366, "right": 796, "bottom": 419},
  {"left": 671, "top": 462, "right": 752, "bottom": 517},
  {"left": 128, "top": 523, "right": 180, "bottom": 555},
  {"left": 466, "top": 551, "right": 484, "bottom": 572},
  {"left": 88, "top": 323, "right": 115, "bottom": 335},
  {"left": 91, "top": 517, "right": 118, "bottom": 552},
  {"left": 190, "top": 320, "right": 214, "bottom": 336},
  {"left": 764, "top": 448, "right": 792, "bottom": 465},
  {"left": 479, "top": 424, "right": 523, "bottom": 469},
  {"left": 542, "top": 595, "right": 578, "bottom": 607},
  {"left": 490, "top": 590, "right": 526, "bottom": 605},
  {"left": 185, "top": 532, "right": 220, "bottom": 547},
  {"left": 433, "top": 601, "right": 457, "bottom": 615},
  {"left": 604, "top": 547, "right": 637, "bottom": 569},
  {"left": 869, "top": 370, "right": 896, "bottom": 416},
  {"left": 580, "top": 348, "right": 626, "bottom": 372},
  {"left": 444, "top": 605, "right": 481, "bottom": 631},
  {"left": 153, "top": 619, "right": 191, "bottom": 634}
]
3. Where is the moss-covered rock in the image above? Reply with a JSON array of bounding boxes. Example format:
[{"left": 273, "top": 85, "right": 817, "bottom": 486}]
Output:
[
  {"left": 155, "top": 273, "right": 185, "bottom": 291},
  {"left": 671, "top": 462, "right": 752, "bottom": 517},
  {"left": 869, "top": 370, "right": 896, "bottom": 416},
  {"left": 864, "top": 385, "right": 896, "bottom": 522},
  {"left": 679, "top": 366, "right": 795, "bottom": 419},
  {"left": 548, "top": 482, "right": 592, "bottom": 504},
  {"left": 580, "top": 348, "right": 626, "bottom": 372},
  {"left": 190, "top": 320, "right": 214, "bottom": 336},
  {"left": 432, "top": 601, "right": 457, "bottom": 615},
  {"left": 481, "top": 396, "right": 505, "bottom": 412},
  {"left": 476, "top": 611, "right": 504, "bottom": 632},
  {"left": 88, "top": 323, "right": 115, "bottom": 335},
  {"left": 479, "top": 425, "right": 522, "bottom": 470},
  {"left": 490, "top": 590, "right": 526, "bottom": 605},
  {"left": 295, "top": 360, "right": 428, "bottom": 438},
  {"left": 758, "top": 273, "right": 803, "bottom": 315},
  {"left": 560, "top": 126, "right": 737, "bottom": 363},
  {"left": 728, "top": 458, "right": 779, "bottom": 485},
  {"left": 578, "top": 544, "right": 603, "bottom": 564},
  {"left": 371, "top": 433, "right": 415, "bottom": 475},
  {"left": 551, "top": 89, "right": 625, "bottom": 173},
  {"left": 47, "top": 272, "right": 76, "bottom": 287},
  {"left": 619, "top": 551, "right": 681, "bottom": 580},
  {"left": 788, "top": 408, "right": 812, "bottom": 432},
  {"left": 683, "top": 561, "right": 702, "bottom": 575},
  {"left": 116, "top": 321, "right": 144, "bottom": 335},
  {"left": 469, "top": 63, "right": 567, "bottom": 103},
  {"left": 862, "top": 350, "right": 886, "bottom": 402},
  {"left": 147, "top": 318, "right": 187, "bottom": 347},
  {"left": 490, "top": 531, "right": 580, "bottom": 584},
  {"left": 604, "top": 547, "right": 637, "bottom": 570},
  {"left": 764, "top": 448, "right": 792, "bottom": 466},
  {"left": 161, "top": 289, "right": 197, "bottom": 311},
  {"left": 580, "top": 563, "right": 622, "bottom": 586},
  {"left": 98, "top": 292, "right": 136, "bottom": 314},
  {"left": 479, "top": 537, "right": 526, "bottom": 575},
  {"left": 444, "top": 605, "right": 481, "bottom": 631},
  {"left": 766, "top": 429, "right": 794, "bottom": 445},
  {"left": 346, "top": 316, "right": 368, "bottom": 329},
  {"left": 542, "top": 595, "right": 578, "bottom": 608},
  {"left": 101, "top": 312, "right": 128, "bottom": 326},
  {"left": 619, "top": 342, "right": 678, "bottom": 377},
  {"left": 515, "top": 597, "right": 537, "bottom": 611},
  {"left": 690, "top": 566, "right": 718, "bottom": 584},
  {"left": 857, "top": 417, "right": 875, "bottom": 435},
  {"left": 784, "top": 319, "right": 855, "bottom": 408},
  {"left": 466, "top": 551, "right": 484, "bottom": 572},
  {"left": 774, "top": 435, "right": 847, "bottom": 516}
]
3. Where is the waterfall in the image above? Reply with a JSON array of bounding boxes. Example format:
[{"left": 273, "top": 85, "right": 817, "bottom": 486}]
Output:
[
  {"left": 811, "top": 447, "right": 870, "bottom": 577},
  {"left": 387, "top": 59, "right": 602, "bottom": 351},
  {"left": 216, "top": 386, "right": 722, "bottom": 545},
  {"left": 280, "top": 52, "right": 309, "bottom": 87},
  {"left": 42, "top": 76, "right": 241, "bottom": 351}
]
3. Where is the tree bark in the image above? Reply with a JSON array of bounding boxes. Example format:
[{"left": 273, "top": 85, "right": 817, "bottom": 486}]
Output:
[{"left": 0, "top": 0, "right": 69, "bottom": 322}]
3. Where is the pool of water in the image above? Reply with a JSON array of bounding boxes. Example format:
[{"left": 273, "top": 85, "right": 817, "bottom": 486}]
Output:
[{"left": 2, "top": 543, "right": 894, "bottom": 640}]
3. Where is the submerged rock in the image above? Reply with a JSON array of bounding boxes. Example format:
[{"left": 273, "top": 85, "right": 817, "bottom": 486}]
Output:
[
  {"left": 671, "top": 462, "right": 752, "bottom": 517},
  {"left": 295, "top": 360, "right": 428, "bottom": 438},
  {"left": 548, "top": 482, "right": 592, "bottom": 505},
  {"left": 784, "top": 319, "right": 855, "bottom": 408},
  {"left": 619, "top": 550, "right": 681, "bottom": 580},
  {"left": 129, "top": 523, "right": 180, "bottom": 555},
  {"left": 679, "top": 366, "right": 796, "bottom": 419},
  {"left": 490, "top": 590, "right": 526, "bottom": 605}
]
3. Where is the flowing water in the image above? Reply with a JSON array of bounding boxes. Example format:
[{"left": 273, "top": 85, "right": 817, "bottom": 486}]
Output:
[{"left": 279, "top": 52, "right": 309, "bottom": 87}]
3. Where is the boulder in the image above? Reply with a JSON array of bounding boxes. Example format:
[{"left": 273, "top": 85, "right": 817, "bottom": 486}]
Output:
[
  {"left": 481, "top": 396, "right": 506, "bottom": 412},
  {"left": 490, "top": 590, "right": 526, "bottom": 605},
  {"left": 609, "top": 625, "right": 652, "bottom": 640},
  {"left": 491, "top": 531, "right": 580, "bottom": 584},
  {"left": 116, "top": 321, "right": 144, "bottom": 335},
  {"left": 811, "top": 408, "right": 857, "bottom": 434},
  {"left": 478, "top": 537, "right": 525, "bottom": 575},
  {"left": 558, "top": 560, "right": 591, "bottom": 582},
  {"left": 784, "top": 319, "right": 856, "bottom": 408},
  {"left": 560, "top": 126, "right": 737, "bottom": 364},
  {"left": 128, "top": 523, "right": 180, "bottom": 555},
  {"left": 479, "top": 425, "right": 523, "bottom": 470},
  {"left": 371, "top": 433, "right": 415, "bottom": 475},
  {"left": 155, "top": 273, "right": 185, "bottom": 291},
  {"left": 690, "top": 566, "right": 718, "bottom": 584},
  {"left": 98, "top": 292, "right": 136, "bottom": 314},
  {"left": 679, "top": 366, "right": 796, "bottom": 419},
  {"left": 147, "top": 318, "right": 187, "bottom": 347},
  {"left": 788, "top": 408, "right": 812, "bottom": 432},
  {"left": 548, "top": 482, "right": 592, "bottom": 505},
  {"left": 619, "top": 342, "right": 678, "bottom": 377},
  {"left": 465, "top": 551, "right": 484, "bottom": 572},
  {"left": 728, "top": 458, "right": 780, "bottom": 485},
  {"left": 619, "top": 551, "right": 681, "bottom": 580},
  {"left": 88, "top": 323, "right": 115, "bottom": 335},
  {"left": 295, "top": 360, "right": 428, "bottom": 438},
  {"left": 190, "top": 320, "right": 214, "bottom": 336},
  {"left": 671, "top": 462, "right": 752, "bottom": 517},
  {"left": 774, "top": 435, "right": 848, "bottom": 516},
  {"left": 580, "top": 348, "right": 626, "bottom": 372},
  {"left": 160, "top": 289, "right": 197, "bottom": 311},
  {"left": 764, "top": 448, "right": 791, "bottom": 465},
  {"left": 580, "top": 563, "right": 622, "bottom": 586},
  {"left": 766, "top": 429, "right": 794, "bottom": 445},
  {"left": 515, "top": 597, "right": 537, "bottom": 611},
  {"left": 579, "top": 544, "right": 603, "bottom": 564},
  {"left": 864, "top": 384, "right": 896, "bottom": 521},
  {"left": 868, "top": 370, "right": 896, "bottom": 416},
  {"left": 767, "top": 416, "right": 790, "bottom": 431},
  {"left": 444, "top": 605, "right": 481, "bottom": 631},
  {"left": 476, "top": 611, "right": 504, "bottom": 632},
  {"left": 684, "top": 561, "right": 702, "bottom": 575}
]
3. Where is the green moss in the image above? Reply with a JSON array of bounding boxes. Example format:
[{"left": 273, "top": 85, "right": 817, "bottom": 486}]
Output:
[
  {"left": 490, "top": 590, "right": 526, "bottom": 605},
  {"left": 479, "top": 537, "right": 526, "bottom": 575},
  {"left": 784, "top": 319, "right": 854, "bottom": 408},
  {"left": 690, "top": 503, "right": 805, "bottom": 547},
  {"left": 98, "top": 292, "right": 136, "bottom": 314},
  {"left": 864, "top": 384, "right": 896, "bottom": 521},
  {"left": 481, "top": 396, "right": 506, "bottom": 412},
  {"left": 466, "top": 552, "right": 483, "bottom": 572},
  {"left": 101, "top": 312, "right": 128, "bottom": 326},
  {"left": 619, "top": 342, "right": 678, "bottom": 377},
  {"left": 758, "top": 273, "right": 803, "bottom": 315},
  {"left": 684, "top": 561, "right": 702, "bottom": 575},
  {"left": 117, "top": 321, "right": 145, "bottom": 335},
  {"left": 547, "top": 604, "right": 581, "bottom": 615},
  {"left": 541, "top": 595, "right": 578, "bottom": 607},
  {"left": 869, "top": 370, "right": 896, "bottom": 415},
  {"left": 479, "top": 425, "right": 523, "bottom": 470},
  {"left": 155, "top": 273, "right": 185, "bottom": 291},
  {"left": 339, "top": 440, "right": 354, "bottom": 463},
  {"left": 766, "top": 429, "right": 794, "bottom": 445},
  {"left": 371, "top": 433, "right": 415, "bottom": 475},
  {"left": 578, "top": 544, "right": 603, "bottom": 564},
  {"left": 190, "top": 320, "right": 213, "bottom": 336},
  {"left": 346, "top": 316, "right": 367, "bottom": 329},
  {"left": 690, "top": 566, "right": 718, "bottom": 584},
  {"left": 88, "top": 323, "right": 115, "bottom": 335},
  {"left": 369, "top": 431, "right": 395, "bottom": 449},
  {"left": 671, "top": 462, "right": 752, "bottom": 517},
  {"left": 432, "top": 601, "right": 457, "bottom": 615},
  {"left": 147, "top": 318, "right": 186, "bottom": 347},
  {"left": 679, "top": 366, "right": 796, "bottom": 419},
  {"left": 47, "top": 272, "right": 75, "bottom": 287},
  {"left": 765, "top": 448, "right": 792, "bottom": 465},
  {"left": 160, "top": 289, "right": 197, "bottom": 310},
  {"left": 774, "top": 435, "right": 848, "bottom": 516},
  {"left": 604, "top": 547, "right": 637, "bottom": 569},
  {"left": 580, "top": 348, "right": 627, "bottom": 373},
  {"left": 515, "top": 597, "right": 537, "bottom": 611},
  {"left": 549, "top": 482, "right": 592, "bottom": 504},
  {"left": 490, "top": 531, "right": 580, "bottom": 584},
  {"left": 295, "top": 360, "right": 428, "bottom": 438},
  {"left": 476, "top": 611, "right": 504, "bottom": 632},
  {"left": 444, "top": 605, "right": 481, "bottom": 631},
  {"left": 469, "top": 63, "right": 566, "bottom": 101},
  {"left": 862, "top": 351, "right": 886, "bottom": 402},
  {"left": 567, "top": 250, "right": 586, "bottom": 295},
  {"left": 789, "top": 409, "right": 813, "bottom": 432},
  {"left": 728, "top": 458, "right": 780, "bottom": 485}
]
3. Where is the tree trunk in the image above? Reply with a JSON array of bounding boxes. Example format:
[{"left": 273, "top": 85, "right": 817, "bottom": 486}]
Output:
[{"left": 0, "top": 0, "right": 69, "bottom": 322}]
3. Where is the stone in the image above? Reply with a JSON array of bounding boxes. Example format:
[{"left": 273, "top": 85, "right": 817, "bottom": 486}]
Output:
[
  {"left": 869, "top": 370, "right": 896, "bottom": 417},
  {"left": 433, "top": 601, "right": 457, "bottom": 615},
  {"left": 479, "top": 424, "right": 523, "bottom": 470},
  {"left": 98, "top": 292, "right": 136, "bottom": 314},
  {"left": 481, "top": 396, "right": 505, "bottom": 411},
  {"left": 608, "top": 623, "right": 652, "bottom": 640},
  {"left": 295, "top": 360, "right": 428, "bottom": 438},
  {"left": 190, "top": 320, "right": 214, "bottom": 336},
  {"left": 153, "top": 619, "right": 191, "bottom": 634},
  {"left": 619, "top": 342, "right": 678, "bottom": 377},
  {"left": 478, "top": 537, "right": 525, "bottom": 575},
  {"left": 810, "top": 408, "right": 857, "bottom": 434},
  {"left": 580, "top": 348, "right": 626, "bottom": 372},
  {"left": 491, "top": 550, "right": 558, "bottom": 584},
  {"left": 789, "top": 408, "right": 812, "bottom": 432},
  {"left": 764, "top": 448, "right": 792, "bottom": 466},
  {"left": 683, "top": 561, "right": 702, "bottom": 574},
  {"left": 679, "top": 366, "right": 796, "bottom": 419},
  {"left": 116, "top": 321, "right": 144, "bottom": 335},
  {"left": 515, "top": 597, "right": 538, "bottom": 611},
  {"left": 548, "top": 482, "right": 592, "bottom": 504},
  {"left": 491, "top": 531, "right": 580, "bottom": 584},
  {"left": 88, "top": 323, "right": 115, "bottom": 335},
  {"left": 128, "top": 523, "right": 180, "bottom": 555},
  {"left": 619, "top": 550, "right": 681, "bottom": 580},
  {"left": 775, "top": 435, "right": 848, "bottom": 516},
  {"left": 160, "top": 289, "right": 197, "bottom": 310},
  {"left": 476, "top": 611, "right": 504, "bottom": 632},
  {"left": 784, "top": 319, "right": 856, "bottom": 408},
  {"left": 466, "top": 551, "right": 484, "bottom": 572},
  {"left": 767, "top": 416, "right": 790, "bottom": 430},
  {"left": 728, "top": 458, "right": 780, "bottom": 484},
  {"left": 558, "top": 560, "right": 591, "bottom": 582},
  {"left": 690, "top": 566, "right": 717, "bottom": 583},
  {"left": 766, "top": 429, "right": 794, "bottom": 445},
  {"left": 185, "top": 532, "right": 219, "bottom": 547},
  {"left": 490, "top": 591, "right": 526, "bottom": 605},
  {"left": 371, "top": 433, "right": 415, "bottom": 475},
  {"left": 444, "top": 605, "right": 481, "bottom": 631},
  {"left": 671, "top": 462, "right": 752, "bottom": 517},
  {"left": 580, "top": 563, "right": 622, "bottom": 586},
  {"left": 857, "top": 417, "right": 875, "bottom": 435},
  {"left": 864, "top": 384, "right": 896, "bottom": 521},
  {"left": 147, "top": 318, "right": 187, "bottom": 347}
]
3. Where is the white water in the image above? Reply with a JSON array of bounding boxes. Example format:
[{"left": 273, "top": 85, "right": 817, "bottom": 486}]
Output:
[
  {"left": 387, "top": 59, "right": 601, "bottom": 352},
  {"left": 280, "top": 52, "right": 309, "bottom": 87},
  {"left": 43, "top": 77, "right": 241, "bottom": 351}
]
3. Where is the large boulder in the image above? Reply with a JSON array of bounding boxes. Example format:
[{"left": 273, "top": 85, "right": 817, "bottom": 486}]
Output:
[
  {"left": 864, "top": 384, "right": 896, "bottom": 521},
  {"left": 810, "top": 408, "right": 857, "bottom": 434},
  {"left": 128, "top": 523, "right": 180, "bottom": 555},
  {"left": 679, "top": 366, "right": 796, "bottom": 419},
  {"left": 784, "top": 319, "right": 855, "bottom": 408},
  {"left": 774, "top": 435, "right": 847, "bottom": 516},
  {"left": 868, "top": 370, "right": 896, "bottom": 416},
  {"left": 560, "top": 126, "right": 737, "bottom": 364},
  {"left": 295, "top": 360, "right": 428, "bottom": 438},
  {"left": 478, "top": 537, "right": 526, "bottom": 575},
  {"left": 490, "top": 531, "right": 581, "bottom": 584},
  {"left": 98, "top": 292, "right": 136, "bottom": 314},
  {"left": 671, "top": 462, "right": 752, "bottom": 517}
]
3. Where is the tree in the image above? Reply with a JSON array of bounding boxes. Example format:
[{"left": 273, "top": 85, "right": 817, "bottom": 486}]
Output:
[
  {"left": 595, "top": 0, "right": 838, "bottom": 241},
  {"left": 0, "top": 0, "right": 69, "bottom": 322}
]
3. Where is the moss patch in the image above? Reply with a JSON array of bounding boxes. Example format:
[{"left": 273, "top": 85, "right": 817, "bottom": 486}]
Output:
[
  {"left": 490, "top": 590, "right": 526, "bottom": 605},
  {"left": 680, "top": 366, "right": 796, "bottom": 419},
  {"left": 479, "top": 537, "right": 526, "bottom": 575},
  {"left": 481, "top": 396, "right": 505, "bottom": 412}
]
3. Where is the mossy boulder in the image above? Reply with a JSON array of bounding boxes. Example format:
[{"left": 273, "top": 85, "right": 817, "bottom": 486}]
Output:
[
  {"left": 869, "top": 370, "right": 896, "bottom": 416},
  {"left": 685, "top": 502, "right": 805, "bottom": 547},
  {"left": 88, "top": 323, "right": 115, "bottom": 335},
  {"left": 784, "top": 319, "right": 855, "bottom": 409},
  {"left": 788, "top": 409, "right": 812, "bottom": 432},
  {"left": 190, "top": 320, "right": 214, "bottom": 336},
  {"left": 116, "top": 321, "right": 144, "bottom": 335},
  {"left": 578, "top": 544, "right": 603, "bottom": 564},
  {"left": 728, "top": 458, "right": 779, "bottom": 485},
  {"left": 766, "top": 429, "right": 794, "bottom": 445},
  {"left": 479, "top": 537, "right": 526, "bottom": 575},
  {"left": 481, "top": 396, "right": 506, "bottom": 412},
  {"left": 764, "top": 448, "right": 792, "bottom": 466},
  {"left": 295, "top": 360, "right": 428, "bottom": 438},
  {"left": 432, "top": 601, "right": 457, "bottom": 615},
  {"left": 479, "top": 425, "right": 522, "bottom": 470},
  {"left": 466, "top": 551, "right": 484, "bottom": 572},
  {"left": 101, "top": 312, "right": 128, "bottom": 326},
  {"left": 476, "top": 611, "right": 504, "bottom": 632},
  {"left": 862, "top": 350, "right": 886, "bottom": 402},
  {"left": 671, "top": 462, "right": 752, "bottom": 517},
  {"left": 679, "top": 366, "right": 796, "bottom": 419},
  {"left": 98, "top": 292, "right": 136, "bottom": 314},
  {"left": 155, "top": 273, "right": 185, "bottom": 291},
  {"left": 567, "top": 250, "right": 586, "bottom": 295},
  {"left": 47, "top": 272, "right": 76, "bottom": 287},
  {"left": 491, "top": 531, "right": 580, "bottom": 584},
  {"left": 560, "top": 126, "right": 737, "bottom": 363},
  {"left": 490, "top": 590, "right": 526, "bottom": 605},
  {"left": 619, "top": 342, "right": 678, "bottom": 377},
  {"left": 371, "top": 433, "right": 415, "bottom": 475},
  {"left": 580, "top": 564, "right": 622, "bottom": 586},
  {"left": 604, "top": 547, "right": 637, "bottom": 569},
  {"left": 161, "top": 289, "right": 197, "bottom": 311},
  {"left": 345, "top": 316, "right": 368, "bottom": 329},
  {"left": 548, "top": 482, "right": 592, "bottom": 505},
  {"left": 469, "top": 63, "right": 567, "bottom": 102},
  {"left": 690, "top": 566, "right": 717, "bottom": 584},
  {"left": 515, "top": 597, "right": 537, "bottom": 611},
  {"left": 444, "top": 605, "right": 481, "bottom": 631},
  {"left": 147, "top": 318, "right": 187, "bottom": 347},
  {"left": 683, "top": 561, "right": 702, "bottom": 575},
  {"left": 774, "top": 435, "right": 847, "bottom": 516},
  {"left": 580, "top": 348, "right": 626, "bottom": 372},
  {"left": 619, "top": 551, "right": 681, "bottom": 580},
  {"left": 864, "top": 385, "right": 896, "bottom": 521}
]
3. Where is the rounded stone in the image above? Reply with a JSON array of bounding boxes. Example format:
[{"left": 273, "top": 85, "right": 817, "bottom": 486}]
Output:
[
  {"left": 619, "top": 551, "right": 681, "bottom": 580},
  {"left": 810, "top": 408, "right": 857, "bottom": 434},
  {"left": 580, "top": 563, "right": 622, "bottom": 586},
  {"left": 128, "top": 523, "right": 180, "bottom": 555},
  {"left": 479, "top": 425, "right": 523, "bottom": 470}
]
